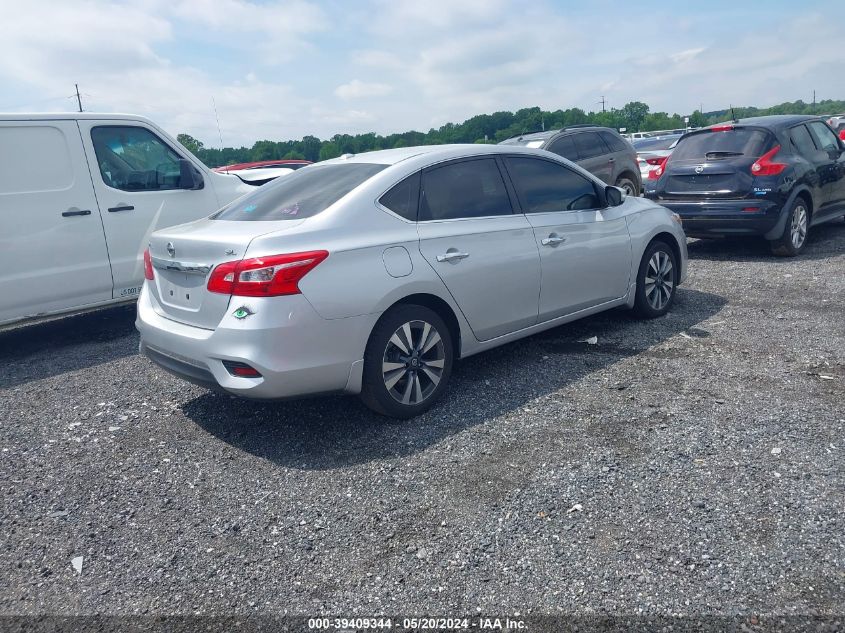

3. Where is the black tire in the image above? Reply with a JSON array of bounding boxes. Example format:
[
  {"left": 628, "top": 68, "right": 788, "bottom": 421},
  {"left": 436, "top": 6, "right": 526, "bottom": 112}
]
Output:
[
  {"left": 360, "top": 304, "right": 454, "bottom": 419},
  {"left": 769, "top": 197, "right": 810, "bottom": 257},
  {"left": 633, "top": 240, "right": 678, "bottom": 319},
  {"left": 614, "top": 176, "right": 638, "bottom": 197}
]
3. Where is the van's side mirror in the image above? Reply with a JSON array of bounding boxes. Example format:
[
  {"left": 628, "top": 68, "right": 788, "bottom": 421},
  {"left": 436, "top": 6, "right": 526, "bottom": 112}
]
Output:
[
  {"left": 605, "top": 185, "right": 625, "bottom": 207},
  {"left": 179, "top": 159, "right": 204, "bottom": 190}
]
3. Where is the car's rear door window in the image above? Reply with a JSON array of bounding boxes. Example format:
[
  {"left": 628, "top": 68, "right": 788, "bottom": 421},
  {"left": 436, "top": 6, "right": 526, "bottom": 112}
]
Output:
[
  {"left": 671, "top": 128, "right": 772, "bottom": 160},
  {"left": 504, "top": 156, "right": 600, "bottom": 213},
  {"left": 789, "top": 125, "right": 818, "bottom": 158},
  {"left": 572, "top": 132, "right": 609, "bottom": 159},
  {"left": 547, "top": 135, "right": 578, "bottom": 161},
  {"left": 600, "top": 131, "right": 629, "bottom": 153},
  {"left": 379, "top": 171, "right": 420, "bottom": 221},
  {"left": 807, "top": 121, "right": 841, "bottom": 153},
  {"left": 213, "top": 163, "right": 386, "bottom": 221},
  {"left": 420, "top": 158, "right": 512, "bottom": 221}
]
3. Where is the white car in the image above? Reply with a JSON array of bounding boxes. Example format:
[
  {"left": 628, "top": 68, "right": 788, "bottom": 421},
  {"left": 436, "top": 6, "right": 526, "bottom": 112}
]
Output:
[
  {"left": 137, "top": 144, "right": 688, "bottom": 418},
  {"left": 0, "top": 113, "right": 253, "bottom": 328}
]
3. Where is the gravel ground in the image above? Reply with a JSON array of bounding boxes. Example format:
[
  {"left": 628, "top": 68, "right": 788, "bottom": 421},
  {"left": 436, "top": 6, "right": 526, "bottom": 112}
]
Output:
[{"left": 1, "top": 223, "right": 843, "bottom": 621}]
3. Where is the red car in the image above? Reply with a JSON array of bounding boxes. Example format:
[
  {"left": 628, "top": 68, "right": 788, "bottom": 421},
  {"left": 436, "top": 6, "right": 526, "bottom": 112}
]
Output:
[{"left": 212, "top": 159, "right": 311, "bottom": 173}]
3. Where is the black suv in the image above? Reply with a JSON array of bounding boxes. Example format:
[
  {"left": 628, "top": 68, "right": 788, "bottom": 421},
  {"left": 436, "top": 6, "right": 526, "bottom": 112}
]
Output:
[
  {"left": 499, "top": 126, "right": 641, "bottom": 196},
  {"left": 645, "top": 115, "right": 845, "bottom": 256}
]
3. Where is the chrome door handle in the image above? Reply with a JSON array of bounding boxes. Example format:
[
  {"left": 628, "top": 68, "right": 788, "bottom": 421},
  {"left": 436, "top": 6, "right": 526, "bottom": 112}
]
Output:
[
  {"left": 436, "top": 251, "right": 470, "bottom": 262},
  {"left": 541, "top": 235, "right": 566, "bottom": 246}
]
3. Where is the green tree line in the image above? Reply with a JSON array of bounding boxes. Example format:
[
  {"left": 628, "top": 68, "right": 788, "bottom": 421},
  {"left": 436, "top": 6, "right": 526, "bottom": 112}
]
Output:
[{"left": 177, "top": 98, "right": 845, "bottom": 168}]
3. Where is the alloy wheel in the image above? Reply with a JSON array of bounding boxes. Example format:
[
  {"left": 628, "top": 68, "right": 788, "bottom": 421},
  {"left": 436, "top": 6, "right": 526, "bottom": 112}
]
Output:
[
  {"left": 382, "top": 320, "right": 446, "bottom": 405},
  {"left": 791, "top": 205, "right": 808, "bottom": 249},
  {"left": 645, "top": 250, "right": 674, "bottom": 311}
]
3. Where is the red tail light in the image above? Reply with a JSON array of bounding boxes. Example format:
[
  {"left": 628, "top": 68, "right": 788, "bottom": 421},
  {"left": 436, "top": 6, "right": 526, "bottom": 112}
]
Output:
[
  {"left": 207, "top": 251, "right": 328, "bottom": 297},
  {"left": 143, "top": 248, "right": 154, "bottom": 281},
  {"left": 751, "top": 145, "right": 787, "bottom": 176},
  {"left": 647, "top": 156, "right": 669, "bottom": 180},
  {"left": 839, "top": 130, "right": 845, "bottom": 141}
]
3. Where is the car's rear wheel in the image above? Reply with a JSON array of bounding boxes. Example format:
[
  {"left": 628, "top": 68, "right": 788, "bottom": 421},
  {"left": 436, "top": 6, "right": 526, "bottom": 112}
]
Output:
[
  {"left": 614, "top": 176, "right": 638, "bottom": 197},
  {"left": 633, "top": 240, "right": 678, "bottom": 318},
  {"left": 769, "top": 198, "right": 809, "bottom": 257},
  {"left": 360, "top": 305, "right": 453, "bottom": 418}
]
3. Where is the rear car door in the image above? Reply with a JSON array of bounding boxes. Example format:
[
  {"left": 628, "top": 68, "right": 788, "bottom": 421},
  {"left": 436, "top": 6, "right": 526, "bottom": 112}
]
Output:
[
  {"left": 0, "top": 120, "right": 113, "bottom": 325},
  {"left": 805, "top": 121, "right": 845, "bottom": 218},
  {"left": 416, "top": 157, "right": 541, "bottom": 341},
  {"left": 78, "top": 121, "right": 220, "bottom": 300},
  {"left": 502, "top": 156, "right": 631, "bottom": 321},
  {"left": 571, "top": 131, "right": 614, "bottom": 184}
]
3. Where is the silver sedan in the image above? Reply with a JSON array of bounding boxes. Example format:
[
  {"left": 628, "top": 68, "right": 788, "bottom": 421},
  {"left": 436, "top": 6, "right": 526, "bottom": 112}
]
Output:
[{"left": 137, "top": 144, "right": 688, "bottom": 418}]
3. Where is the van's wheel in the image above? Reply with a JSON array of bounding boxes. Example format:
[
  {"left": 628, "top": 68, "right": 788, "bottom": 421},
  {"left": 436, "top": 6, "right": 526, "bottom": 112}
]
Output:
[
  {"left": 614, "top": 176, "right": 637, "bottom": 197},
  {"left": 769, "top": 198, "right": 809, "bottom": 257},
  {"left": 633, "top": 240, "right": 678, "bottom": 318},
  {"left": 360, "top": 305, "right": 453, "bottom": 419}
]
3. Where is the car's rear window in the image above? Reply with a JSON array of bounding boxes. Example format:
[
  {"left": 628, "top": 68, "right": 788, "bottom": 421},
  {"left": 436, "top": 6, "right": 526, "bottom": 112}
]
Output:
[
  {"left": 211, "top": 163, "right": 386, "bottom": 221},
  {"left": 671, "top": 128, "right": 772, "bottom": 160},
  {"left": 633, "top": 136, "right": 681, "bottom": 151}
]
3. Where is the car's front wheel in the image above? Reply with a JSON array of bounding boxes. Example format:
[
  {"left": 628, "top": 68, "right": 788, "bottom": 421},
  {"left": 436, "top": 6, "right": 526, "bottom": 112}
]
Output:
[
  {"left": 614, "top": 176, "right": 638, "bottom": 197},
  {"left": 360, "top": 305, "right": 454, "bottom": 418},
  {"left": 633, "top": 240, "right": 678, "bottom": 318}
]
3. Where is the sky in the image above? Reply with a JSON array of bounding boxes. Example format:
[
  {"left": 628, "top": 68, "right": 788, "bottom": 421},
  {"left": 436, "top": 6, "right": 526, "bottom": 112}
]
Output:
[{"left": 0, "top": 0, "right": 842, "bottom": 147}]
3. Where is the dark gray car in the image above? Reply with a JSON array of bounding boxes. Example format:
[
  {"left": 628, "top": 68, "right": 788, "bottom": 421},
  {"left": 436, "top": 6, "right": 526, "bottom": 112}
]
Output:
[{"left": 499, "top": 125, "right": 641, "bottom": 195}]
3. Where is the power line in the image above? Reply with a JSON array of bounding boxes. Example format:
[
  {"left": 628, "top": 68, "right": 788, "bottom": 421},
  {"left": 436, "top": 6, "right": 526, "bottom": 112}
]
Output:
[{"left": 212, "top": 96, "right": 224, "bottom": 149}]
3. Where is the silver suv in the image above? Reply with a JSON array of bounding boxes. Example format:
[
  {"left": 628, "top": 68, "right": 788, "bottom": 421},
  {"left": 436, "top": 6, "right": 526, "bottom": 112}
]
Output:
[{"left": 499, "top": 125, "right": 641, "bottom": 196}]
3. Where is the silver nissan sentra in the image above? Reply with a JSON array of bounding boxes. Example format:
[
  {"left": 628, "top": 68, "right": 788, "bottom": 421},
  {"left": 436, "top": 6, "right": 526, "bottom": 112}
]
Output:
[{"left": 137, "top": 144, "right": 687, "bottom": 418}]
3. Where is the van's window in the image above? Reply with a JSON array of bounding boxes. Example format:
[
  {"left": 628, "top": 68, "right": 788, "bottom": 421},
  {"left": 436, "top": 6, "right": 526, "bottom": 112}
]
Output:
[
  {"left": 91, "top": 126, "right": 184, "bottom": 192},
  {"left": 212, "top": 163, "right": 386, "bottom": 221},
  {"left": 0, "top": 126, "right": 73, "bottom": 195},
  {"left": 671, "top": 128, "right": 772, "bottom": 160},
  {"left": 420, "top": 159, "right": 512, "bottom": 221},
  {"left": 504, "top": 157, "right": 599, "bottom": 213},
  {"left": 379, "top": 172, "right": 420, "bottom": 221}
]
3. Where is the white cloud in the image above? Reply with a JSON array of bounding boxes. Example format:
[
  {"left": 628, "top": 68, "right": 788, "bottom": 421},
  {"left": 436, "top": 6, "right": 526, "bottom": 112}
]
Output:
[{"left": 334, "top": 80, "right": 393, "bottom": 100}]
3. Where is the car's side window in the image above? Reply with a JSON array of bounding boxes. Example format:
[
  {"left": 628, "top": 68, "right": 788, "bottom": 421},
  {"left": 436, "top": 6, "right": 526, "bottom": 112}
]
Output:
[
  {"left": 789, "top": 125, "right": 818, "bottom": 158},
  {"left": 573, "top": 132, "right": 609, "bottom": 159},
  {"left": 420, "top": 158, "right": 512, "bottom": 221},
  {"left": 547, "top": 135, "right": 578, "bottom": 161},
  {"left": 599, "top": 131, "right": 628, "bottom": 153},
  {"left": 91, "top": 126, "right": 183, "bottom": 192},
  {"left": 504, "top": 156, "right": 600, "bottom": 213},
  {"left": 807, "top": 121, "right": 841, "bottom": 153},
  {"left": 379, "top": 171, "right": 420, "bottom": 221}
]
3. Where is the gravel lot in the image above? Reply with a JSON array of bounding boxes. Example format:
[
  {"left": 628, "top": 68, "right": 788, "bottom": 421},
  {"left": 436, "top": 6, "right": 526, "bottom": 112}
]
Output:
[{"left": 1, "top": 223, "right": 843, "bottom": 621}]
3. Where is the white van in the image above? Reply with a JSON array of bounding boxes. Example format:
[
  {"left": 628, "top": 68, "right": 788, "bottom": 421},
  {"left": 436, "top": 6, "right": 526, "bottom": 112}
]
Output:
[{"left": 0, "top": 113, "right": 253, "bottom": 328}]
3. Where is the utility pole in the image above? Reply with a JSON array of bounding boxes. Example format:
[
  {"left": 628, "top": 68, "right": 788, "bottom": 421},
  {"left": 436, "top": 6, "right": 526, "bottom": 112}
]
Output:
[
  {"left": 599, "top": 96, "right": 607, "bottom": 113},
  {"left": 812, "top": 90, "right": 816, "bottom": 108},
  {"left": 75, "top": 84, "right": 83, "bottom": 112}
]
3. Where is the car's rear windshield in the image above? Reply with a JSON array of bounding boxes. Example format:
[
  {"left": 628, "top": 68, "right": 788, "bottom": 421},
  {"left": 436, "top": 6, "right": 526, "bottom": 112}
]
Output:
[
  {"left": 211, "top": 163, "right": 386, "bottom": 221},
  {"left": 671, "top": 128, "right": 772, "bottom": 160}
]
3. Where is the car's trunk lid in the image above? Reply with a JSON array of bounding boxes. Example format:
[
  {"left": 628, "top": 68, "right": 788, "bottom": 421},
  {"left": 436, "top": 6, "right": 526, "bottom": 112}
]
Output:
[
  {"left": 655, "top": 126, "right": 774, "bottom": 199},
  {"left": 148, "top": 218, "right": 305, "bottom": 329}
]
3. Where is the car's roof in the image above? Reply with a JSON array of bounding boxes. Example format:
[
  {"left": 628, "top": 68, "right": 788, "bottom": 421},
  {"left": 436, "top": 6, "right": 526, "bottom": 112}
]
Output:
[
  {"left": 320, "top": 143, "right": 554, "bottom": 166},
  {"left": 499, "top": 125, "right": 613, "bottom": 145},
  {"left": 0, "top": 112, "right": 160, "bottom": 123},
  {"left": 730, "top": 114, "right": 820, "bottom": 129}
]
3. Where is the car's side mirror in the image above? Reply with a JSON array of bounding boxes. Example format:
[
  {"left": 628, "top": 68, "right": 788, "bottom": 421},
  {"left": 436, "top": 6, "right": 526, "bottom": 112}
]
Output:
[
  {"left": 605, "top": 185, "right": 625, "bottom": 207},
  {"left": 179, "top": 158, "right": 204, "bottom": 190}
]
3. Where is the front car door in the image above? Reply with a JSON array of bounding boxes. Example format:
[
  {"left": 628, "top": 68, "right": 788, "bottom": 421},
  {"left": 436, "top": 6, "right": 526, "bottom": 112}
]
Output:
[
  {"left": 78, "top": 121, "right": 219, "bottom": 299},
  {"left": 805, "top": 120, "right": 845, "bottom": 219},
  {"left": 416, "top": 157, "right": 541, "bottom": 341},
  {"left": 0, "top": 119, "right": 113, "bottom": 325},
  {"left": 501, "top": 156, "right": 632, "bottom": 321}
]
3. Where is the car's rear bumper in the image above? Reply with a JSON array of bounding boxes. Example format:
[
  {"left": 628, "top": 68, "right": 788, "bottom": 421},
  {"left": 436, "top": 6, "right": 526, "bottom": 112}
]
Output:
[
  {"left": 650, "top": 199, "right": 782, "bottom": 237},
  {"left": 135, "top": 284, "right": 378, "bottom": 399}
]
